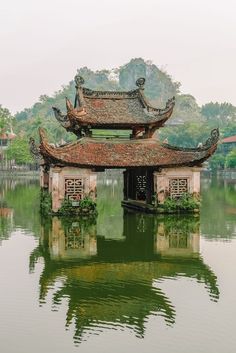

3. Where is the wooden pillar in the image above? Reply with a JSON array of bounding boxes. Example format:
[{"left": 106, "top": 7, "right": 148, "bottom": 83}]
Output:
[
  {"left": 123, "top": 170, "right": 128, "bottom": 200},
  {"left": 51, "top": 167, "right": 62, "bottom": 212},
  {"left": 128, "top": 169, "right": 135, "bottom": 200},
  {"left": 146, "top": 169, "right": 154, "bottom": 205},
  {"left": 40, "top": 165, "right": 49, "bottom": 189}
]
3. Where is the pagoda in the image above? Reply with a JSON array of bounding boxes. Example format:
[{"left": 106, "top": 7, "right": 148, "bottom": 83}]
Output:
[{"left": 35, "top": 75, "right": 219, "bottom": 213}]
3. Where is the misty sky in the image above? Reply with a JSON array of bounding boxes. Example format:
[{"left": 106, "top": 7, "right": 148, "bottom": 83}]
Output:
[{"left": 0, "top": 0, "right": 236, "bottom": 113}]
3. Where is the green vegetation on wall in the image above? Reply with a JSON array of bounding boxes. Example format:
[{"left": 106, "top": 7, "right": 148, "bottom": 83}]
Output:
[
  {"left": 58, "top": 197, "right": 97, "bottom": 216},
  {"left": 158, "top": 193, "right": 200, "bottom": 213}
]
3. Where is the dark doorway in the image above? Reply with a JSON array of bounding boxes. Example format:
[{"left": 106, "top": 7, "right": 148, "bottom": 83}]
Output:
[{"left": 124, "top": 168, "right": 154, "bottom": 204}]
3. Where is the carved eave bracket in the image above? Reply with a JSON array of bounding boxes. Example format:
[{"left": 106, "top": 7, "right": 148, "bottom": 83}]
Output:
[
  {"left": 162, "top": 128, "right": 219, "bottom": 154},
  {"left": 65, "top": 97, "right": 87, "bottom": 117},
  {"left": 52, "top": 96, "right": 88, "bottom": 137},
  {"left": 74, "top": 74, "right": 85, "bottom": 89},
  {"left": 29, "top": 137, "right": 41, "bottom": 161},
  {"left": 65, "top": 97, "right": 73, "bottom": 112},
  {"left": 201, "top": 128, "right": 219, "bottom": 150},
  {"left": 146, "top": 97, "right": 175, "bottom": 116},
  {"left": 136, "top": 77, "right": 146, "bottom": 90},
  {"left": 74, "top": 75, "right": 85, "bottom": 108},
  {"left": 136, "top": 81, "right": 175, "bottom": 119},
  {"left": 52, "top": 107, "right": 71, "bottom": 129}
]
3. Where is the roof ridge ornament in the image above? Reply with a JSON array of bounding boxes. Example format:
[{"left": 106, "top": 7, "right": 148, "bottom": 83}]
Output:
[
  {"left": 166, "top": 97, "right": 175, "bottom": 108},
  {"left": 29, "top": 137, "right": 41, "bottom": 160},
  {"left": 65, "top": 97, "right": 73, "bottom": 112},
  {"left": 162, "top": 128, "right": 219, "bottom": 152},
  {"left": 74, "top": 75, "right": 85, "bottom": 88},
  {"left": 201, "top": 128, "right": 219, "bottom": 149},
  {"left": 136, "top": 77, "right": 145, "bottom": 89}
]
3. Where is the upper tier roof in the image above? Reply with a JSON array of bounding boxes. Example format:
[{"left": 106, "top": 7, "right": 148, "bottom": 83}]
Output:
[
  {"left": 52, "top": 76, "right": 175, "bottom": 137},
  {"left": 38, "top": 128, "right": 219, "bottom": 169}
]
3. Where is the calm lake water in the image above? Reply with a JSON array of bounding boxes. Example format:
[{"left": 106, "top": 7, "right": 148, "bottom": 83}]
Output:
[{"left": 0, "top": 174, "right": 236, "bottom": 353}]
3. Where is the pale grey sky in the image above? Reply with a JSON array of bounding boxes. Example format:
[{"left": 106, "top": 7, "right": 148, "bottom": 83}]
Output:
[{"left": 0, "top": 0, "right": 235, "bottom": 113}]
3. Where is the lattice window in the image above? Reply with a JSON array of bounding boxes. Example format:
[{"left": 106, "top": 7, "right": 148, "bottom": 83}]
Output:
[
  {"left": 169, "top": 233, "right": 188, "bottom": 248},
  {"left": 136, "top": 175, "right": 147, "bottom": 200},
  {"left": 169, "top": 178, "right": 188, "bottom": 199},
  {"left": 65, "top": 227, "right": 85, "bottom": 250},
  {"left": 136, "top": 216, "right": 146, "bottom": 233},
  {"left": 65, "top": 178, "right": 84, "bottom": 201}
]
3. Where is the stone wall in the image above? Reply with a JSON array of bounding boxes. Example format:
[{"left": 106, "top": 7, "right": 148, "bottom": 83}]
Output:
[
  {"left": 154, "top": 223, "right": 200, "bottom": 257},
  {"left": 154, "top": 167, "right": 201, "bottom": 204},
  {"left": 42, "top": 217, "right": 97, "bottom": 260},
  {"left": 41, "top": 166, "right": 97, "bottom": 212}
]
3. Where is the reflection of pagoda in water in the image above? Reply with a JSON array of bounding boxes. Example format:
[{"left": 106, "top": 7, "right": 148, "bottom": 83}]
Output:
[
  {"left": 154, "top": 216, "right": 200, "bottom": 258},
  {"left": 30, "top": 213, "right": 219, "bottom": 343},
  {"left": 40, "top": 217, "right": 97, "bottom": 261},
  {"left": 0, "top": 199, "right": 14, "bottom": 244},
  {"left": 0, "top": 209, "right": 13, "bottom": 243}
]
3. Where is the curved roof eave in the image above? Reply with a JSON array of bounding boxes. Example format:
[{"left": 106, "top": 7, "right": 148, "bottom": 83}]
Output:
[{"left": 38, "top": 128, "right": 219, "bottom": 169}]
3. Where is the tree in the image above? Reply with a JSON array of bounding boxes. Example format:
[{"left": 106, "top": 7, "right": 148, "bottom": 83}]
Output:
[
  {"left": 119, "top": 58, "right": 179, "bottom": 104},
  {"left": 225, "top": 148, "right": 236, "bottom": 168},
  {"left": 6, "top": 137, "right": 33, "bottom": 165},
  {"left": 209, "top": 153, "right": 226, "bottom": 171},
  {"left": 171, "top": 94, "right": 203, "bottom": 123},
  {"left": 15, "top": 109, "right": 30, "bottom": 121},
  {"left": 220, "top": 121, "right": 236, "bottom": 138},
  {"left": 201, "top": 102, "right": 236, "bottom": 126},
  {"left": 0, "top": 105, "right": 13, "bottom": 130},
  {"left": 159, "top": 121, "right": 210, "bottom": 148}
]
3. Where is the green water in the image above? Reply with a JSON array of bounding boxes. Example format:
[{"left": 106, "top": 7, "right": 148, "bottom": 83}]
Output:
[{"left": 0, "top": 174, "right": 236, "bottom": 352}]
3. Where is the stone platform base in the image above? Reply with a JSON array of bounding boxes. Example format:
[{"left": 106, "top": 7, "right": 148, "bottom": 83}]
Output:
[
  {"left": 121, "top": 200, "right": 200, "bottom": 214},
  {"left": 121, "top": 200, "right": 158, "bottom": 214}
]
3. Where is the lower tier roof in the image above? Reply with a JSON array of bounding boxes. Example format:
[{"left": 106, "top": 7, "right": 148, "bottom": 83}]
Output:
[{"left": 38, "top": 128, "right": 219, "bottom": 168}]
